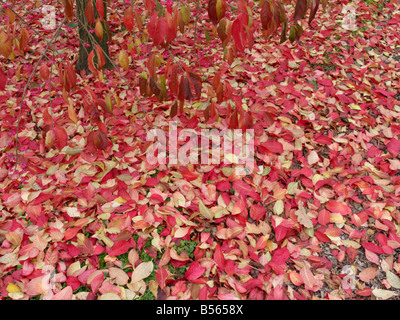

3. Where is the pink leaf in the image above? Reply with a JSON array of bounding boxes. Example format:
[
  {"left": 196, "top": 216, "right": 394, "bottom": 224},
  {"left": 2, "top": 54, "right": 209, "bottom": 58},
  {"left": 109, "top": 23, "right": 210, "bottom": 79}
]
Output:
[
  {"left": 387, "top": 138, "right": 400, "bottom": 156},
  {"left": 365, "top": 249, "right": 380, "bottom": 265},
  {"left": 300, "top": 266, "right": 317, "bottom": 291},
  {"left": 51, "top": 286, "right": 73, "bottom": 300}
]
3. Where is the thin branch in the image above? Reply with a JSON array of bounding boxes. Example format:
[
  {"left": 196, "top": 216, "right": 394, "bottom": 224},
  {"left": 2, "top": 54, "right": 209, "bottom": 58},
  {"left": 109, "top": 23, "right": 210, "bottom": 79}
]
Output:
[{"left": 13, "top": 17, "right": 66, "bottom": 173}]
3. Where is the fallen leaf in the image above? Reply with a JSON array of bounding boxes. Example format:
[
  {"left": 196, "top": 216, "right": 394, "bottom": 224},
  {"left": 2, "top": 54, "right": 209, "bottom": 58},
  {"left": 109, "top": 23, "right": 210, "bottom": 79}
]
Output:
[
  {"left": 295, "top": 201, "right": 313, "bottom": 228},
  {"left": 131, "top": 261, "right": 154, "bottom": 283},
  {"left": 358, "top": 267, "right": 378, "bottom": 282},
  {"left": 372, "top": 289, "right": 398, "bottom": 300},
  {"left": 386, "top": 271, "right": 400, "bottom": 289}
]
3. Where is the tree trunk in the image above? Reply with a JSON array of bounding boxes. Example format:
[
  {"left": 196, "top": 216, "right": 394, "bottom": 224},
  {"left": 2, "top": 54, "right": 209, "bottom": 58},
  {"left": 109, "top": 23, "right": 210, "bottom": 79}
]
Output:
[{"left": 76, "top": 0, "right": 113, "bottom": 72}]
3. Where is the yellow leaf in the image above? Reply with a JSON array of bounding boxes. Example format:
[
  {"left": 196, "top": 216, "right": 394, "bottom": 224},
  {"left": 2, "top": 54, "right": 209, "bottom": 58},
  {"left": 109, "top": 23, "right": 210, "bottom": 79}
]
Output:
[
  {"left": 99, "top": 292, "right": 121, "bottom": 300},
  {"left": 131, "top": 261, "right": 154, "bottom": 283},
  {"left": 114, "top": 196, "right": 127, "bottom": 204},
  {"left": 68, "top": 103, "right": 78, "bottom": 123},
  {"left": 372, "top": 289, "right": 398, "bottom": 300},
  {"left": 95, "top": 19, "right": 103, "bottom": 41},
  {"left": 119, "top": 50, "right": 129, "bottom": 71},
  {"left": 273, "top": 199, "right": 284, "bottom": 215},
  {"left": 387, "top": 271, "right": 400, "bottom": 289},
  {"left": 199, "top": 200, "right": 214, "bottom": 220},
  {"left": 7, "top": 283, "right": 21, "bottom": 293},
  {"left": 330, "top": 212, "right": 345, "bottom": 224},
  {"left": 349, "top": 103, "right": 361, "bottom": 110}
]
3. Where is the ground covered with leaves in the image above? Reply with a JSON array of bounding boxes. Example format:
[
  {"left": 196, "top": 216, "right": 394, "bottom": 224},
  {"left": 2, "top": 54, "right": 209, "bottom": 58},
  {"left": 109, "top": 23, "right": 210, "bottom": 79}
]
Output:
[{"left": 1, "top": 0, "right": 400, "bottom": 300}]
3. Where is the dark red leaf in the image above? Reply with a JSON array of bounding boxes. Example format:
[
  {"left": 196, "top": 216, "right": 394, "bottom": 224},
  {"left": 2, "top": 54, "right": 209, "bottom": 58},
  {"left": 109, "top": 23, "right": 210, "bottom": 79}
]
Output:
[
  {"left": 294, "top": 0, "right": 308, "bottom": 23},
  {"left": 309, "top": 0, "right": 320, "bottom": 25},
  {"left": 0, "top": 68, "right": 6, "bottom": 91},
  {"left": 94, "top": 130, "right": 108, "bottom": 150}
]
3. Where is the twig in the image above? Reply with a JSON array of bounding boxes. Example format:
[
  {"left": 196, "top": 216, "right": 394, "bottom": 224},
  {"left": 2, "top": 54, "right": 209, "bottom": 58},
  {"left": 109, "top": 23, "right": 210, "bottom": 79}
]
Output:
[{"left": 13, "top": 17, "right": 66, "bottom": 173}]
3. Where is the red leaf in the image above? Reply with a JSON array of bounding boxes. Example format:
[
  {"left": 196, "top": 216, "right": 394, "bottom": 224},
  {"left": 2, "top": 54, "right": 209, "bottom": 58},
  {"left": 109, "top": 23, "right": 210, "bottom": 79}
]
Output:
[
  {"left": 317, "top": 209, "right": 330, "bottom": 226},
  {"left": 64, "top": 227, "right": 81, "bottom": 241},
  {"left": 95, "top": 44, "right": 106, "bottom": 70},
  {"left": 231, "top": 18, "right": 244, "bottom": 52},
  {"left": 87, "top": 50, "right": 97, "bottom": 75},
  {"left": 39, "top": 63, "right": 50, "bottom": 81},
  {"left": 54, "top": 125, "right": 68, "bottom": 150},
  {"left": 250, "top": 203, "right": 266, "bottom": 221},
  {"left": 185, "top": 261, "right": 206, "bottom": 282},
  {"left": 179, "top": 166, "right": 199, "bottom": 181},
  {"left": 232, "top": 180, "right": 261, "bottom": 201},
  {"left": 271, "top": 247, "right": 290, "bottom": 265},
  {"left": 85, "top": 0, "right": 95, "bottom": 25},
  {"left": 362, "top": 242, "right": 384, "bottom": 254},
  {"left": 325, "top": 200, "right": 351, "bottom": 215},
  {"left": 357, "top": 288, "right": 373, "bottom": 297},
  {"left": 213, "top": 244, "right": 225, "bottom": 271},
  {"left": 145, "top": 0, "right": 156, "bottom": 13},
  {"left": 108, "top": 240, "right": 131, "bottom": 256},
  {"left": 216, "top": 180, "right": 231, "bottom": 192},
  {"left": 155, "top": 267, "right": 168, "bottom": 289},
  {"left": 91, "top": 273, "right": 104, "bottom": 293},
  {"left": 168, "top": 64, "right": 179, "bottom": 97},
  {"left": 0, "top": 68, "right": 6, "bottom": 91},
  {"left": 274, "top": 225, "right": 288, "bottom": 242},
  {"left": 365, "top": 249, "right": 380, "bottom": 265},
  {"left": 124, "top": 7, "right": 135, "bottom": 32},
  {"left": 148, "top": 13, "right": 167, "bottom": 45},
  {"left": 19, "top": 27, "right": 29, "bottom": 52},
  {"left": 96, "top": 0, "right": 105, "bottom": 20},
  {"left": 262, "top": 140, "right": 283, "bottom": 153}
]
